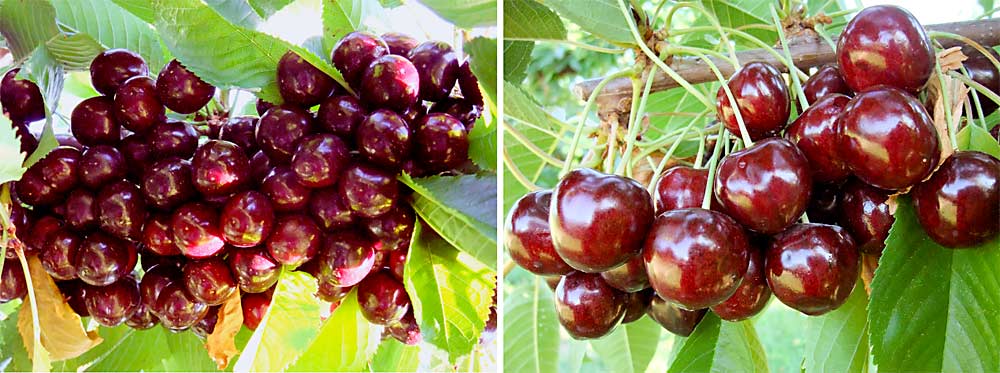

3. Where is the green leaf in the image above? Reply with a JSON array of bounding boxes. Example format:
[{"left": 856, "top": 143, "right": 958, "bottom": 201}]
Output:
[
  {"left": 0, "top": 0, "right": 59, "bottom": 60},
  {"left": 162, "top": 329, "right": 218, "bottom": 371},
  {"left": 398, "top": 173, "right": 497, "bottom": 269},
  {"left": 869, "top": 197, "right": 1000, "bottom": 372},
  {"left": 536, "top": 0, "right": 633, "bottom": 45},
  {"left": 466, "top": 37, "right": 498, "bottom": 108},
  {"left": 53, "top": 326, "right": 169, "bottom": 371},
  {"left": 643, "top": 87, "right": 711, "bottom": 158},
  {"left": 417, "top": 0, "right": 496, "bottom": 29},
  {"left": 503, "top": 271, "right": 559, "bottom": 373},
  {"left": 235, "top": 271, "right": 323, "bottom": 372},
  {"left": 24, "top": 118, "right": 59, "bottom": 169},
  {"left": 110, "top": 0, "right": 155, "bottom": 23},
  {"left": 403, "top": 224, "right": 495, "bottom": 363},
  {"left": 590, "top": 316, "right": 662, "bottom": 373},
  {"left": 45, "top": 33, "right": 106, "bottom": 70},
  {"left": 956, "top": 125, "right": 1000, "bottom": 158},
  {"left": 322, "top": 0, "right": 384, "bottom": 58},
  {"left": 248, "top": 0, "right": 296, "bottom": 19},
  {"left": 0, "top": 115, "right": 27, "bottom": 184},
  {"left": 289, "top": 289, "right": 378, "bottom": 372},
  {"left": 51, "top": 0, "right": 170, "bottom": 73},
  {"left": 20, "top": 45, "right": 65, "bottom": 111},
  {"left": 502, "top": 82, "right": 561, "bottom": 211},
  {"left": 502, "top": 40, "right": 532, "bottom": 84},
  {"left": 668, "top": 313, "right": 769, "bottom": 372},
  {"left": 503, "top": 0, "right": 566, "bottom": 40},
  {"left": 203, "top": 0, "right": 264, "bottom": 30},
  {"left": 369, "top": 338, "right": 420, "bottom": 372},
  {"left": 802, "top": 281, "right": 870, "bottom": 373},
  {"left": 702, "top": 0, "right": 778, "bottom": 47},
  {"left": 0, "top": 308, "right": 31, "bottom": 372},
  {"left": 379, "top": 0, "right": 403, "bottom": 8},
  {"left": 468, "top": 112, "right": 498, "bottom": 171}
]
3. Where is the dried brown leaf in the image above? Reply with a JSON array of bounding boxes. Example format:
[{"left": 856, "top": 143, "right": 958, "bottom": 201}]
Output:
[
  {"left": 937, "top": 47, "right": 967, "bottom": 72},
  {"left": 861, "top": 254, "right": 880, "bottom": 295},
  {"left": 927, "top": 71, "right": 968, "bottom": 162},
  {"left": 17, "top": 255, "right": 102, "bottom": 361},
  {"left": 206, "top": 291, "right": 244, "bottom": 370}
]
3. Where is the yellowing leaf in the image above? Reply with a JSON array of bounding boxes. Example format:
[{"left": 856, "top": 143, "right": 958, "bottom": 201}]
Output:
[
  {"left": 17, "top": 255, "right": 101, "bottom": 361},
  {"left": 206, "top": 291, "right": 243, "bottom": 370}
]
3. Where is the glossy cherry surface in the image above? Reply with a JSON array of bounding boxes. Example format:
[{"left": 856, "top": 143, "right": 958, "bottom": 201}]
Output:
[
  {"left": 838, "top": 87, "right": 939, "bottom": 190},
  {"left": 156, "top": 59, "right": 215, "bottom": 114},
  {"left": 315, "top": 231, "right": 376, "bottom": 287},
  {"left": 41, "top": 228, "right": 81, "bottom": 280},
  {"left": 433, "top": 99, "right": 483, "bottom": 129},
  {"left": 339, "top": 163, "right": 399, "bottom": 218},
  {"left": 149, "top": 121, "right": 199, "bottom": 159},
  {"left": 766, "top": 223, "right": 859, "bottom": 315},
  {"left": 266, "top": 214, "right": 321, "bottom": 267},
  {"left": 59, "top": 280, "right": 90, "bottom": 316},
  {"left": 363, "top": 203, "right": 415, "bottom": 252},
  {"left": 120, "top": 134, "right": 153, "bottom": 177},
  {"left": 219, "top": 117, "right": 259, "bottom": 156},
  {"left": 126, "top": 302, "right": 158, "bottom": 330},
  {"left": 220, "top": 190, "right": 275, "bottom": 248},
  {"left": 171, "top": 202, "right": 226, "bottom": 258},
  {"left": 387, "top": 248, "right": 407, "bottom": 281},
  {"left": 554, "top": 272, "right": 625, "bottom": 339},
  {"left": 716, "top": 61, "right": 790, "bottom": 140},
  {"left": 25, "top": 216, "right": 63, "bottom": 253},
  {"left": 15, "top": 169, "right": 59, "bottom": 207},
  {"left": 255, "top": 99, "right": 274, "bottom": 116},
  {"left": 80, "top": 145, "right": 125, "bottom": 189},
  {"left": 1, "top": 68, "right": 45, "bottom": 122},
  {"left": 277, "top": 51, "right": 337, "bottom": 107},
  {"left": 192, "top": 140, "right": 251, "bottom": 196},
  {"left": 143, "top": 157, "right": 196, "bottom": 210},
  {"left": 711, "top": 247, "right": 770, "bottom": 321},
  {"left": 785, "top": 94, "right": 851, "bottom": 183},
  {"left": 388, "top": 310, "right": 422, "bottom": 345},
  {"left": 357, "top": 271, "right": 410, "bottom": 325},
  {"left": 317, "top": 281, "right": 352, "bottom": 303},
  {"left": 360, "top": 55, "right": 420, "bottom": 111},
  {"left": 143, "top": 213, "right": 181, "bottom": 256},
  {"left": 356, "top": 109, "right": 412, "bottom": 168},
  {"left": 408, "top": 41, "right": 460, "bottom": 101},
  {"left": 90, "top": 49, "right": 148, "bottom": 96},
  {"left": 644, "top": 208, "right": 750, "bottom": 310},
  {"left": 0, "top": 261, "right": 26, "bottom": 303},
  {"left": 35, "top": 146, "right": 82, "bottom": 194},
  {"left": 74, "top": 231, "right": 133, "bottom": 286},
  {"left": 14, "top": 123, "right": 37, "bottom": 155},
  {"left": 803, "top": 65, "right": 852, "bottom": 104},
  {"left": 715, "top": 138, "right": 812, "bottom": 234},
  {"left": 154, "top": 282, "right": 208, "bottom": 330},
  {"left": 331, "top": 31, "right": 389, "bottom": 87},
  {"left": 621, "top": 289, "right": 652, "bottom": 323},
  {"left": 600, "top": 255, "right": 649, "bottom": 293},
  {"left": 229, "top": 247, "right": 281, "bottom": 293},
  {"left": 140, "top": 264, "right": 180, "bottom": 311},
  {"left": 71, "top": 96, "right": 121, "bottom": 146},
  {"left": 309, "top": 187, "right": 356, "bottom": 231},
  {"left": 457, "top": 61, "right": 483, "bottom": 106},
  {"left": 96, "top": 180, "right": 146, "bottom": 240},
  {"left": 505, "top": 190, "right": 572, "bottom": 276},
  {"left": 183, "top": 257, "right": 237, "bottom": 305},
  {"left": 261, "top": 166, "right": 312, "bottom": 211},
  {"left": 837, "top": 5, "right": 934, "bottom": 93},
  {"left": 256, "top": 105, "right": 314, "bottom": 164},
  {"left": 911, "top": 151, "right": 1000, "bottom": 247},
  {"left": 550, "top": 168, "right": 654, "bottom": 273},
  {"left": 292, "top": 133, "right": 350, "bottom": 187},
  {"left": 414, "top": 113, "right": 468, "bottom": 171},
  {"left": 807, "top": 182, "right": 841, "bottom": 225},
  {"left": 646, "top": 296, "right": 706, "bottom": 337},
  {"left": 964, "top": 48, "right": 1000, "bottom": 116},
  {"left": 838, "top": 179, "right": 894, "bottom": 254},
  {"left": 63, "top": 188, "right": 98, "bottom": 231},
  {"left": 192, "top": 306, "right": 218, "bottom": 337},
  {"left": 114, "top": 76, "right": 165, "bottom": 134},
  {"left": 241, "top": 291, "right": 272, "bottom": 330},
  {"left": 382, "top": 32, "right": 419, "bottom": 56},
  {"left": 85, "top": 277, "right": 140, "bottom": 327},
  {"left": 653, "top": 166, "right": 708, "bottom": 213},
  {"left": 317, "top": 95, "right": 366, "bottom": 138}
]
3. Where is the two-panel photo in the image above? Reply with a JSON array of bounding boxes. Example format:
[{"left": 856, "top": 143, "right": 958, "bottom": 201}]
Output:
[{"left": 0, "top": 0, "right": 997, "bottom": 372}]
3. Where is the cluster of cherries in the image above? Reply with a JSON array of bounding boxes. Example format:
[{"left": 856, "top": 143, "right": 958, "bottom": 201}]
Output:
[
  {"left": 0, "top": 29, "right": 487, "bottom": 346},
  {"left": 505, "top": 5, "right": 1000, "bottom": 339}
]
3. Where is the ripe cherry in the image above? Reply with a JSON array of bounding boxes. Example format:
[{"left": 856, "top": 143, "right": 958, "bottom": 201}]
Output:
[
  {"left": 192, "top": 306, "right": 218, "bottom": 337},
  {"left": 309, "top": 187, "right": 356, "bottom": 231},
  {"left": 149, "top": 121, "right": 199, "bottom": 159},
  {"left": 143, "top": 213, "right": 182, "bottom": 256},
  {"left": 183, "top": 258, "right": 237, "bottom": 306},
  {"left": 241, "top": 291, "right": 272, "bottom": 330},
  {"left": 710, "top": 246, "right": 770, "bottom": 321},
  {"left": 126, "top": 302, "right": 158, "bottom": 330},
  {"left": 120, "top": 134, "right": 154, "bottom": 177},
  {"left": 315, "top": 231, "right": 376, "bottom": 287},
  {"left": 357, "top": 271, "right": 410, "bottom": 325},
  {"left": 80, "top": 145, "right": 126, "bottom": 189},
  {"left": 414, "top": 113, "right": 469, "bottom": 172},
  {"left": 505, "top": 190, "right": 573, "bottom": 276},
  {"left": 911, "top": 151, "right": 1000, "bottom": 248},
  {"left": 360, "top": 55, "right": 420, "bottom": 111},
  {"left": 408, "top": 41, "right": 460, "bottom": 101},
  {"left": 802, "top": 65, "right": 852, "bottom": 105},
  {"left": 784, "top": 94, "right": 851, "bottom": 183},
  {"left": 220, "top": 190, "right": 275, "bottom": 248},
  {"left": 96, "top": 180, "right": 146, "bottom": 240},
  {"left": 0, "top": 260, "right": 27, "bottom": 303},
  {"left": 59, "top": 280, "right": 90, "bottom": 316},
  {"left": 154, "top": 282, "right": 209, "bottom": 330},
  {"left": 219, "top": 117, "right": 259, "bottom": 156},
  {"left": 600, "top": 255, "right": 649, "bottom": 293},
  {"left": 256, "top": 105, "right": 314, "bottom": 164},
  {"left": 74, "top": 231, "right": 134, "bottom": 286},
  {"left": 266, "top": 214, "right": 322, "bottom": 267},
  {"left": 192, "top": 140, "right": 251, "bottom": 197},
  {"left": 64, "top": 188, "right": 98, "bottom": 231},
  {"left": 716, "top": 61, "right": 790, "bottom": 140},
  {"left": 156, "top": 59, "right": 216, "bottom": 114},
  {"left": 331, "top": 31, "right": 389, "bottom": 87},
  {"left": 382, "top": 32, "right": 419, "bottom": 57},
  {"left": 277, "top": 51, "right": 337, "bottom": 107},
  {"left": 34, "top": 146, "right": 83, "bottom": 195},
  {"left": 25, "top": 216, "right": 63, "bottom": 253},
  {"left": 621, "top": 289, "right": 653, "bottom": 323},
  {"left": 362, "top": 204, "right": 415, "bottom": 252},
  {"left": 837, "top": 5, "right": 934, "bottom": 93},
  {"left": 1, "top": 68, "right": 45, "bottom": 122},
  {"left": 256, "top": 99, "right": 274, "bottom": 116},
  {"left": 171, "top": 202, "right": 226, "bottom": 259},
  {"left": 90, "top": 49, "right": 148, "bottom": 96},
  {"left": 114, "top": 76, "right": 165, "bottom": 134},
  {"left": 766, "top": 223, "right": 859, "bottom": 315},
  {"left": 292, "top": 134, "right": 351, "bottom": 187},
  {"left": 317, "top": 281, "right": 352, "bottom": 303},
  {"left": 339, "top": 163, "right": 399, "bottom": 218},
  {"left": 85, "top": 277, "right": 140, "bottom": 327},
  {"left": 143, "top": 157, "right": 197, "bottom": 210},
  {"left": 646, "top": 296, "right": 706, "bottom": 337},
  {"left": 229, "top": 247, "right": 281, "bottom": 293},
  {"left": 387, "top": 248, "right": 407, "bottom": 281},
  {"left": 554, "top": 272, "right": 625, "bottom": 339},
  {"left": 356, "top": 109, "right": 412, "bottom": 168},
  {"left": 807, "top": 182, "right": 842, "bottom": 225},
  {"left": 261, "top": 166, "right": 312, "bottom": 212},
  {"left": 432, "top": 98, "right": 483, "bottom": 129},
  {"left": 71, "top": 96, "right": 121, "bottom": 146},
  {"left": 41, "top": 228, "right": 81, "bottom": 280},
  {"left": 317, "top": 95, "right": 366, "bottom": 138},
  {"left": 653, "top": 166, "right": 708, "bottom": 213},
  {"left": 838, "top": 179, "right": 894, "bottom": 254},
  {"left": 388, "top": 310, "right": 422, "bottom": 345},
  {"left": 140, "top": 264, "right": 181, "bottom": 312},
  {"left": 963, "top": 48, "right": 1000, "bottom": 116}
]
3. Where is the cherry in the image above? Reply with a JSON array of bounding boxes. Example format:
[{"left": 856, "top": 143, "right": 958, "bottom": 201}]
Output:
[
  {"left": 317, "top": 282, "right": 352, "bottom": 305},
  {"left": 0, "top": 256, "right": 27, "bottom": 303},
  {"left": 25, "top": 216, "right": 63, "bottom": 253},
  {"left": 40, "top": 228, "right": 81, "bottom": 280},
  {"left": 414, "top": 113, "right": 469, "bottom": 172},
  {"left": 192, "top": 140, "right": 251, "bottom": 196},
  {"left": 183, "top": 257, "right": 237, "bottom": 305},
  {"left": 229, "top": 247, "right": 281, "bottom": 293},
  {"left": 241, "top": 291, "right": 272, "bottom": 330},
  {"left": 339, "top": 163, "right": 399, "bottom": 218},
  {"left": 388, "top": 310, "right": 422, "bottom": 345},
  {"left": 266, "top": 214, "right": 321, "bottom": 267},
  {"left": 149, "top": 121, "right": 199, "bottom": 159},
  {"left": 74, "top": 231, "right": 134, "bottom": 286},
  {"left": 838, "top": 179, "right": 894, "bottom": 254},
  {"left": 840, "top": 87, "right": 939, "bottom": 190},
  {"left": 653, "top": 166, "right": 708, "bottom": 213},
  {"left": 171, "top": 202, "right": 226, "bottom": 259},
  {"left": 431, "top": 98, "right": 483, "bottom": 129},
  {"left": 96, "top": 180, "right": 146, "bottom": 240},
  {"left": 192, "top": 306, "right": 219, "bottom": 337},
  {"left": 550, "top": 168, "right": 654, "bottom": 273},
  {"left": 64, "top": 188, "right": 98, "bottom": 231},
  {"left": 143, "top": 213, "right": 182, "bottom": 256},
  {"left": 90, "top": 49, "right": 148, "bottom": 96},
  {"left": 317, "top": 95, "right": 366, "bottom": 139},
  {"left": 292, "top": 134, "right": 350, "bottom": 188},
  {"left": 387, "top": 248, "right": 407, "bottom": 281},
  {"left": 911, "top": 151, "right": 1000, "bottom": 248},
  {"left": 14, "top": 122, "right": 38, "bottom": 155},
  {"left": 382, "top": 32, "right": 419, "bottom": 57},
  {"left": 309, "top": 187, "right": 356, "bottom": 231},
  {"left": 363, "top": 203, "right": 415, "bottom": 252},
  {"left": 220, "top": 190, "right": 275, "bottom": 248},
  {"left": 399, "top": 102, "right": 426, "bottom": 124},
  {"left": 554, "top": 272, "right": 625, "bottom": 339},
  {"left": 1, "top": 68, "right": 45, "bottom": 122},
  {"left": 256, "top": 99, "right": 274, "bottom": 116},
  {"left": 142, "top": 158, "right": 196, "bottom": 210},
  {"left": 505, "top": 190, "right": 572, "bottom": 276},
  {"left": 716, "top": 61, "right": 790, "bottom": 140},
  {"left": 156, "top": 59, "right": 216, "bottom": 114},
  {"left": 59, "top": 280, "right": 90, "bottom": 316},
  {"left": 621, "top": 289, "right": 652, "bottom": 323},
  {"left": 14, "top": 169, "right": 60, "bottom": 207},
  {"left": 120, "top": 134, "right": 154, "bottom": 177},
  {"left": 86, "top": 277, "right": 140, "bottom": 327},
  {"left": 250, "top": 152, "right": 274, "bottom": 183},
  {"left": 457, "top": 61, "right": 484, "bottom": 107},
  {"left": 155, "top": 282, "right": 209, "bottom": 330},
  {"left": 277, "top": 51, "right": 337, "bottom": 107},
  {"left": 331, "top": 31, "right": 389, "bottom": 87},
  {"left": 126, "top": 302, "right": 158, "bottom": 330},
  {"left": 315, "top": 231, "right": 376, "bottom": 287},
  {"left": 56, "top": 134, "right": 84, "bottom": 150},
  {"left": 807, "top": 182, "right": 842, "bottom": 225},
  {"left": 784, "top": 94, "right": 851, "bottom": 183},
  {"left": 357, "top": 271, "right": 410, "bottom": 325},
  {"left": 837, "top": 5, "right": 933, "bottom": 93},
  {"left": 600, "top": 256, "right": 649, "bottom": 293},
  {"left": 766, "top": 223, "right": 859, "bottom": 315},
  {"left": 646, "top": 296, "right": 706, "bottom": 337},
  {"left": 261, "top": 166, "right": 312, "bottom": 212},
  {"left": 360, "top": 55, "right": 420, "bottom": 111},
  {"left": 35, "top": 146, "right": 83, "bottom": 194},
  {"left": 715, "top": 138, "right": 812, "bottom": 234},
  {"left": 114, "top": 76, "right": 165, "bottom": 134},
  {"left": 802, "top": 65, "right": 852, "bottom": 105},
  {"left": 963, "top": 48, "right": 1000, "bottom": 116},
  {"left": 219, "top": 117, "right": 259, "bottom": 156},
  {"left": 710, "top": 246, "right": 770, "bottom": 321},
  {"left": 140, "top": 264, "right": 181, "bottom": 312},
  {"left": 356, "top": 110, "right": 412, "bottom": 168},
  {"left": 69, "top": 96, "right": 121, "bottom": 146},
  {"left": 408, "top": 41, "right": 460, "bottom": 101},
  {"left": 256, "top": 105, "right": 314, "bottom": 164},
  {"left": 80, "top": 145, "right": 126, "bottom": 189}
]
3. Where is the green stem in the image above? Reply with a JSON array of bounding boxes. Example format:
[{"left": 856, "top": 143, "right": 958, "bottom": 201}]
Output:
[
  {"left": 658, "top": 2, "right": 739, "bottom": 63},
  {"left": 928, "top": 31, "right": 1000, "bottom": 73},
  {"left": 770, "top": 5, "right": 810, "bottom": 111},
  {"left": 694, "top": 128, "right": 707, "bottom": 168},
  {"left": 665, "top": 26, "right": 810, "bottom": 80},
  {"left": 503, "top": 122, "right": 567, "bottom": 168},
  {"left": 935, "top": 62, "right": 959, "bottom": 150},
  {"left": 562, "top": 69, "right": 634, "bottom": 175},
  {"left": 702, "top": 125, "right": 728, "bottom": 209},
  {"left": 620, "top": 62, "right": 660, "bottom": 176},
  {"left": 645, "top": 119, "right": 700, "bottom": 195}
]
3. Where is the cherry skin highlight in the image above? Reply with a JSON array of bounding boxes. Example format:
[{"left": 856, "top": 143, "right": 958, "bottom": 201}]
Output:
[
  {"left": 554, "top": 272, "right": 626, "bottom": 339},
  {"left": 911, "top": 151, "right": 1000, "bottom": 248},
  {"left": 505, "top": 190, "right": 573, "bottom": 276},
  {"left": 766, "top": 223, "right": 859, "bottom": 316}
]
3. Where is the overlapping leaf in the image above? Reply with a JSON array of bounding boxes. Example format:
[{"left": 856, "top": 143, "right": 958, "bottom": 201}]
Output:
[
  {"left": 667, "top": 313, "right": 769, "bottom": 372},
  {"left": 369, "top": 338, "right": 420, "bottom": 372},
  {"left": 51, "top": 0, "right": 169, "bottom": 72},
  {"left": 0, "top": 0, "right": 59, "bottom": 60},
  {"left": 503, "top": 270, "right": 559, "bottom": 373},
  {"left": 590, "top": 316, "right": 662, "bottom": 373},
  {"left": 802, "top": 281, "right": 870, "bottom": 373},
  {"left": 465, "top": 37, "right": 499, "bottom": 108},
  {"left": 504, "top": 0, "right": 566, "bottom": 41},
  {"left": 502, "top": 82, "right": 562, "bottom": 211},
  {"left": 321, "top": 0, "right": 384, "bottom": 57},
  {"left": 503, "top": 40, "right": 533, "bottom": 84},
  {"left": 45, "top": 34, "right": 106, "bottom": 71},
  {"left": 418, "top": 0, "right": 497, "bottom": 29},
  {"left": 248, "top": 0, "right": 296, "bottom": 19},
  {"left": 234, "top": 271, "right": 323, "bottom": 372},
  {"left": 537, "top": 0, "right": 633, "bottom": 45},
  {"left": 0, "top": 115, "right": 26, "bottom": 184},
  {"left": 290, "top": 289, "right": 379, "bottom": 371},
  {"left": 203, "top": 0, "right": 264, "bottom": 30}
]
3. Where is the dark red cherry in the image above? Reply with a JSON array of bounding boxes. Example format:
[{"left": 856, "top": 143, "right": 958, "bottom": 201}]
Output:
[
  {"left": 58, "top": 280, "right": 90, "bottom": 316},
  {"left": 126, "top": 302, "right": 158, "bottom": 330},
  {"left": 653, "top": 166, "right": 708, "bottom": 213},
  {"left": 71, "top": 96, "right": 121, "bottom": 146},
  {"left": 256, "top": 105, "right": 314, "bottom": 164},
  {"left": 79, "top": 145, "right": 125, "bottom": 189},
  {"left": 766, "top": 223, "right": 859, "bottom": 315},
  {"left": 457, "top": 61, "right": 484, "bottom": 107},
  {"left": 0, "top": 260, "right": 27, "bottom": 303},
  {"left": 85, "top": 277, "right": 140, "bottom": 327},
  {"left": 317, "top": 95, "right": 366, "bottom": 138},
  {"left": 357, "top": 271, "right": 410, "bottom": 325},
  {"left": 408, "top": 41, "right": 460, "bottom": 101},
  {"left": 550, "top": 168, "right": 654, "bottom": 273},
  {"left": 120, "top": 134, "right": 154, "bottom": 177},
  {"left": 309, "top": 187, "right": 355, "bottom": 231},
  {"left": 255, "top": 99, "right": 274, "bottom": 116},
  {"left": 356, "top": 110, "right": 411, "bottom": 168},
  {"left": 114, "top": 76, "right": 165, "bottom": 134},
  {"left": 388, "top": 310, "right": 422, "bottom": 345},
  {"left": 1, "top": 68, "right": 45, "bottom": 122},
  {"left": 387, "top": 248, "right": 407, "bottom": 281},
  {"left": 644, "top": 208, "right": 750, "bottom": 310},
  {"left": 715, "top": 138, "right": 812, "bottom": 234},
  {"left": 277, "top": 51, "right": 337, "bottom": 107},
  {"left": 431, "top": 99, "right": 483, "bottom": 129},
  {"left": 339, "top": 163, "right": 399, "bottom": 218},
  {"left": 414, "top": 113, "right": 468, "bottom": 172},
  {"left": 149, "top": 121, "right": 199, "bottom": 159},
  {"left": 600, "top": 256, "right": 648, "bottom": 293},
  {"left": 14, "top": 170, "right": 59, "bottom": 207},
  {"left": 837, "top": 5, "right": 933, "bottom": 93},
  {"left": 839, "top": 87, "right": 939, "bottom": 190},
  {"left": 292, "top": 134, "right": 350, "bottom": 188},
  {"left": 250, "top": 152, "right": 273, "bottom": 183},
  {"left": 331, "top": 31, "right": 389, "bottom": 87},
  {"left": 56, "top": 134, "right": 83, "bottom": 150},
  {"left": 362, "top": 203, "right": 415, "bottom": 252},
  {"left": 803, "top": 65, "right": 852, "bottom": 105},
  {"left": 315, "top": 231, "right": 376, "bottom": 287},
  {"left": 838, "top": 179, "right": 894, "bottom": 254},
  {"left": 192, "top": 140, "right": 251, "bottom": 196},
  {"left": 142, "top": 158, "right": 195, "bottom": 210},
  {"left": 241, "top": 291, "right": 272, "bottom": 330},
  {"left": 646, "top": 296, "right": 706, "bottom": 337},
  {"left": 41, "top": 228, "right": 81, "bottom": 280},
  {"left": 316, "top": 281, "right": 351, "bottom": 303},
  {"left": 621, "top": 289, "right": 652, "bottom": 323},
  {"left": 90, "top": 49, "right": 148, "bottom": 96},
  {"left": 154, "top": 282, "right": 208, "bottom": 330},
  {"left": 554, "top": 272, "right": 625, "bottom": 339},
  {"left": 382, "top": 32, "right": 419, "bottom": 57},
  {"left": 398, "top": 102, "right": 426, "bottom": 124},
  {"left": 171, "top": 202, "right": 226, "bottom": 259},
  {"left": 911, "top": 151, "right": 1000, "bottom": 248},
  {"left": 156, "top": 59, "right": 215, "bottom": 114},
  {"left": 96, "top": 180, "right": 146, "bottom": 240},
  {"left": 360, "top": 55, "right": 420, "bottom": 111},
  {"left": 14, "top": 122, "right": 37, "bottom": 156},
  {"left": 266, "top": 214, "right": 321, "bottom": 267},
  {"left": 64, "top": 188, "right": 98, "bottom": 231},
  {"left": 219, "top": 117, "right": 259, "bottom": 156},
  {"left": 807, "top": 182, "right": 842, "bottom": 225},
  {"left": 505, "top": 190, "right": 573, "bottom": 276},
  {"left": 711, "top": 247, "right": 770, "bottom": 321},
  {"left": 785, "top": 94, "right": 851, "bottom": 183},
  {"left": 192, "top": 306, "right": 219, "bottom": 337},
  {"left": 716, "top": 61, "right": 790, "bottom": 140},
  {"left": 220, "top": 190, "right": 275, "bottom": 248},
  {"left": 963, "top": 48, "right": 1000, "bottom": 116},
  {"left": 183, "top": 258, "right": 237, "bottom": 306},
  {"left": 140, "top": 264, "right": 181, "bottom": 311},
  {"left": 143, "top": 213, "right": 182, "bottom": 256},
  {"left": 261, "top": 166, "right": 312, "bottom": 212},
  {"left": 74, "top": 232, "right": 134, "bottom": 286},
  {"left": 36, "top": 146, "right": 82, "bottom": 194},
  {"left": 229, "top": 247, "right": 281, "bottom": 293},
  {"left": 25, "top": 215, "right": 62, "bottom": 254}
]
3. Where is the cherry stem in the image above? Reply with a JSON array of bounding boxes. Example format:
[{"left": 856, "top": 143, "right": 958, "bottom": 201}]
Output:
[
  {"left": 933, "top": 61, "right": 960, "bottom": 150},
  {"left": 604, "top": 109, "right": 620, "bottom": 174},
  {"left": 659, "top": 2, "right": 739, "bottom": 63},
  {"left": 620, "top": 59, "right": 661, "bottom": 176},
  {"left": 645, "top": 118, "right": 700, "bottom": 195},
  {"left": 702, "top": 124, "right": 728, "bottom": 209},
  {"left": 958, "top": 65, "right": 990, "bottom": 128},
  {"left": 635, "top": 111, "right": 710, "bottom": 159},
  {"left": 15, "top": 246, "right": 44, "bottom": 370},
  {"left": 770, "top": 5, "right": 810, "bottom": 111},
  {"left": 502, "top": 149, "right": 542, "bottom": 192},
  {"left": 950, "top": 71, "right": 1000, "bottom": 112},
  {"left": 561, "top": 69, "right": 634, "bottom": 175},
  {"left": 694, "top": 128, "right": 707, "bottom": 167}
]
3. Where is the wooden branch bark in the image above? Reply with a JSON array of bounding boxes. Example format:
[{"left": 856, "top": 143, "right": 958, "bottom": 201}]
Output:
[{"left": 572, "top": 19, "right": 1000, "bottom": 108}]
